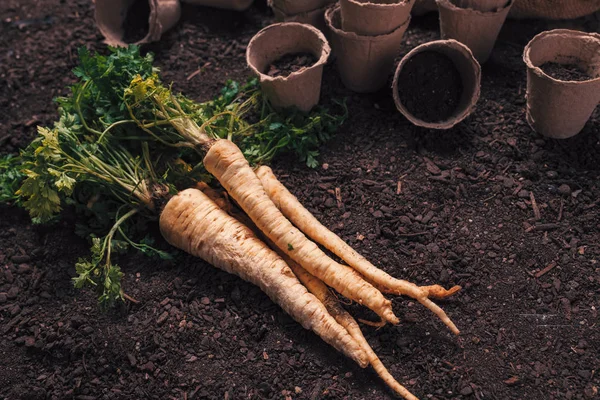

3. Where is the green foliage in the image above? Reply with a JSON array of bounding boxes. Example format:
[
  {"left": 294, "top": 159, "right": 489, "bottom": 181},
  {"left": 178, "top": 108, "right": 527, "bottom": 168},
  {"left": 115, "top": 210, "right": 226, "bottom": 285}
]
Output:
[
  {"left": 207, "top": 79, "right": 347, "bottom": 168},
  {"left": 8, "top": 45, "right": 348, "bottom": 308},
  {"left": 0, "top": 154, "right": 25, "bottom": 203},
  {"left": 60, "top": 46, "right": 156, "bottom": 133}
]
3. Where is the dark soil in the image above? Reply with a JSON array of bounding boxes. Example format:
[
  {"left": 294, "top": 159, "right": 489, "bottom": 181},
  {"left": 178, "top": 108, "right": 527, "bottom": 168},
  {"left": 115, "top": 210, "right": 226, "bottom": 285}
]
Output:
[
  {"left": 2, "top": 2, "right": 600, "bottom": 399},
  {"left": 123, "top": 0, "right": 150, "bottom": 44},
  {"left": 396, "top": 51, "right": 463, "bottom": 122},
  {"left": 540, "top": 61, "right": 593, "bottom": 82},
  {"left": 267, "top": 52, "right": 318, "bottom": 77}
]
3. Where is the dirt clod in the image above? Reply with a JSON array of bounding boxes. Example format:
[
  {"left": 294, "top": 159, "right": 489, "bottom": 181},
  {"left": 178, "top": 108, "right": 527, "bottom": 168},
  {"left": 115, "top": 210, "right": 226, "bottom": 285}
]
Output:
[
  {"left": 267, "top": 52, "right": 317, "bottom": 78},
  {"left": 540, "top": 62, "right": 592, "bottom": 81}
]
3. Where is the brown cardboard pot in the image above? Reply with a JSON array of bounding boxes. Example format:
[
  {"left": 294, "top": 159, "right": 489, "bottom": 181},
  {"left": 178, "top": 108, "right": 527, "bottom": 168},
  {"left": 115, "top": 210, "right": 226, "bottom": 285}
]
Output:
[
  {"left": 523, "top": 29, "right": 600, "bottom": 139},
  {"left": 179, "top": 0, "right": 253, "bottom": 11},
  {"left": 95, "top": 0, "right": 181, "bottom": 47},
  {"left": 325, "top": 5, "right": 410, "bottom": 93},
  {"left": 246, "top": 23, "right": 331, "bottom": 112},
  {"left": 269, "top": 1, "right": 332, "bottom": 33},
  {"left": 392, "top": 39, "right": 481, "bottom": 129},
  {"left": 437, "top": 0, "right": 513, "bottom": 64},
  {"left": 270, "top": 0, "right": 336, "bottom": 15},
  {"left": 339, "top": 0, "right": 415, "bottom": 36}
]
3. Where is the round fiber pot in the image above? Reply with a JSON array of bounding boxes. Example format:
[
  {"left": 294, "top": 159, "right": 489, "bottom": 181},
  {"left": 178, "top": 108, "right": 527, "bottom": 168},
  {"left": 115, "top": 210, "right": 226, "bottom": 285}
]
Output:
[
  {"left": 179, "top": 0, "right": 253, "bottom": 11},
  {"left": 95, "top": 0, "right": 181, "bottom": 47},
  {"left": 325, "top": 5, "right": 410, "bottom": 93},
  {"left": 246, "top": 23, "right": 331, "bottom": 112},
  {"left": 437, "top": 0, "right": 513, "bottom": 64},
  {"left": 270, "top": 2, "right": 331, "bottom": 33},
  {"left": 339, "top": 0, "right": 415, "bottom": 36},
  {"left": 392, "top": 39, "right": 481, "bottom": 129},
  {"left": 523, "top": 29, "right": 600, "bottom": 139},
  {"left": 270, "top": 0, "right": 336, "bottom": 15}
]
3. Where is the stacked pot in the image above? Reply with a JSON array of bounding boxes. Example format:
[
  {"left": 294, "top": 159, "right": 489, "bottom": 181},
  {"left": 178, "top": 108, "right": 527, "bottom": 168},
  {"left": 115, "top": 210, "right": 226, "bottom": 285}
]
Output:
[
  {"left": 436, "top": 0, "right": 514, "bottom": 64},
  {"left": 269, "top": 0, "right": 337, "bottom": 32},
  {"left": 325, "top": 0, "right": 415, "bottom": 93}
]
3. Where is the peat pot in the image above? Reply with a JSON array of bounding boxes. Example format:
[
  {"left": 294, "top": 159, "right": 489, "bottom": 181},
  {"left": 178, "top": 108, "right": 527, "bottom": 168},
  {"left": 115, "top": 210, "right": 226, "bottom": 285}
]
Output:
[
  {"left": 523, "top": 29, "right": 600, "bottom": 139},
  {"left": 325, "top": 5, "right": 410, "bottom": 93},
  {"left": 270, "top": 0, "right": 334, "bottom": 33},
  {"left": 246, "top": 23, "right": 331, "bottom": 112},
  {"left": 95, "top": 0, "right": 181, "bottom": 46},
  {"left": 339, "top": 0, "right": 415, "bottom": 36},
  {"left": 392, "top": 39, "right": 481, "bottom": 129},
  {"left": 437, "top": 0, "right": 513, "bottom": 63}
]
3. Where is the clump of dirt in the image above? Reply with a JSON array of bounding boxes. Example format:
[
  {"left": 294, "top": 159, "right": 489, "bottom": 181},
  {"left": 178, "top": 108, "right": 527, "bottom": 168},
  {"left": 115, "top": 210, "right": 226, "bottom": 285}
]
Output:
[
  {"left": 123, "top": 0, "right": 150, "bottom": 44},
  {"left": 267, "top": 52, "right": 317, "bottom": 77},
  {"left": 396, "top": 51, "right": 463, "bottom": 122},
  {"left": 540, "top": 61, "right": 592, "bottom": 82}
]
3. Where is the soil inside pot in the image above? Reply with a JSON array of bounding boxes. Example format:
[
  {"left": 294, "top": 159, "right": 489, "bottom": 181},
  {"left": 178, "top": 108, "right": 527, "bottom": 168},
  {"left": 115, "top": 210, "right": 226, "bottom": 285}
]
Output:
[
  {"left": 540, "top": 62, "right": 592, "bottom": 82},
  {"left": 123, "top": 0, "right": 150, "bottom": 44},
  {"left": 396, "top": 51, "right": 463, "bottom": 123},
  {"left": 266, "top": 52, "right": 318, "bottom": 78}
]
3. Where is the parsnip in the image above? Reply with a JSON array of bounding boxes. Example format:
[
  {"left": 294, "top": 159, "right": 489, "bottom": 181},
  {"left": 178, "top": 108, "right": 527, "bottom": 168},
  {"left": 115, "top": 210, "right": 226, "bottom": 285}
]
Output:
[
  {"left": 256, "top": 165, "right": 461, "bottom": 334},
  {"left": 160, "top": 188, "right": 369, "bottom": 367}
]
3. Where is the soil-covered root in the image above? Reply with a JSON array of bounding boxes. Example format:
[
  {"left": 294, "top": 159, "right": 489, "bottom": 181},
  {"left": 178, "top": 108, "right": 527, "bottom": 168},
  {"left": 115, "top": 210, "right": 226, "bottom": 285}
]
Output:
[
  {"left": 255, "top": 165, "right": 461, "bottom": 334},
  {"left": 159, "top": 188, "right": 369, "bottom": 367}
]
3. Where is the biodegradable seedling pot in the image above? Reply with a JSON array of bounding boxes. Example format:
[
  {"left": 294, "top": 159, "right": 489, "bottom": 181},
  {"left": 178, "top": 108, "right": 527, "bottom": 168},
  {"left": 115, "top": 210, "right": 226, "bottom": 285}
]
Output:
[
  {"left": 179, "top": 0, "right": 253, "bottom": 11},
  {"left": 437, "top": 0, "right": 513, "bottom": 63},
  {"left": 246, "top": 23, "right": 331, "bottom": 112},
  {"left": 325, "top": 5, "right": 410, "bottom": 93},
  {"left": 270, "top": 0, "right": 336, "bottom": 15},
  {"left": 270, "top": 1, "right": 332, "bottom": 33},
  {"left": 339, "top": 0, "right": 415, "bottom": 36},
  {"left": 95, "top": 0, "right": 181, "bottom": 47},
  {"left": 392, "top": 39, "right": 481, "bottom": 129},
  {"left": 523, "top": 29, "right": 600, "bottom": 139}
]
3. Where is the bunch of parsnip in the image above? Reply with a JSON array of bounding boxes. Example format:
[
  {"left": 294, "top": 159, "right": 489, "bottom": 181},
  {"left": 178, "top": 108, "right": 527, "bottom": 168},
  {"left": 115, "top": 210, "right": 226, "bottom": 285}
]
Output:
[{"left": 3, "top": 46, "right": 460, "bottom": 400}]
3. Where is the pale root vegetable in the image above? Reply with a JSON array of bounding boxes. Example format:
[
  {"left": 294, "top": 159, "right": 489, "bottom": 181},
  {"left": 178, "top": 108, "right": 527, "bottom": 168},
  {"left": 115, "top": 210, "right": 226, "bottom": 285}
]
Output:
[
  {"left": 159, "top": 188, "right": 369, "bottom": 367},
  {"left": 210, "top": 188, "right": 420, "bottom": 400},
  {"left": 255, "top": 165, "right": 461, "bottom": 334},
  {"left": 202, "top": 139, "right": 399, "bottom": 325},
  {"left": 290, "top": 262, "right": 420, "bottom": 400}
]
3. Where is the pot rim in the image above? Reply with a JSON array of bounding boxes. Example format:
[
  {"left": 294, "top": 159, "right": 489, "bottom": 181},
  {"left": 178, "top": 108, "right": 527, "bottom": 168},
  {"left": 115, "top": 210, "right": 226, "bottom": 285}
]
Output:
[
  {"left": 436, "top": 0, "right": 513, "bottom": 16},
  {"left": 325, "top": 4, "right": 411, "bottom": 41},
  {"left": 523, "top": 29, "right": 600, "bottom": 85},
  {"left": 341, "top": 0, "right": 414, "bottom": 11}
]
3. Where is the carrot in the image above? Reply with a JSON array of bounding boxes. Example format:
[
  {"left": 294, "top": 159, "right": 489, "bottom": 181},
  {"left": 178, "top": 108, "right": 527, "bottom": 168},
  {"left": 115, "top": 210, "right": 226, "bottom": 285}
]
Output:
[
  {"left": 202, "top": 139, "right": 399, "bottom": 325},
  {"left": 255, "top": 165, "right": 461, "bottom": 334},
  {"left": 159, "top": 188, "right": 369, "bottom": 367}
]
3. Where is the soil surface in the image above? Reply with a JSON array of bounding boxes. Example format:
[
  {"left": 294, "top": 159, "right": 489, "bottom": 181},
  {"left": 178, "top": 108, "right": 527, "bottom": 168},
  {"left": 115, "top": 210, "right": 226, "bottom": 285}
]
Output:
[
  {"left": 1, "top": 2, "right": 600, "bottom": 400},
  {"left": 267, "top": 52, "right": 318, "bottom": 77},
  {"left": 540, "top": 62, "right": 593, "bottom": 82},
  {"left": 396, "top": 51, "right": 463, "bottom": 122},
  {"left": 123, "top": 0, "right": 151, "bottom": 44}
]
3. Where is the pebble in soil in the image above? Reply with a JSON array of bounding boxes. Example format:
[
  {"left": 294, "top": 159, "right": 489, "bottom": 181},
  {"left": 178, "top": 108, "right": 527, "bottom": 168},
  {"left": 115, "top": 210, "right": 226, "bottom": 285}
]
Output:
[
  {"left": 396, "top": 50, "right": 464, "bottom": 122},
  {"left": 266, "top": 52, "right": 317, "bottom": 78},
  {"left": 539, "top": 61, "right": 593, "bottom": 82},
  {"left": 122, "top": 0, "right": 150, "bottom": 44}
]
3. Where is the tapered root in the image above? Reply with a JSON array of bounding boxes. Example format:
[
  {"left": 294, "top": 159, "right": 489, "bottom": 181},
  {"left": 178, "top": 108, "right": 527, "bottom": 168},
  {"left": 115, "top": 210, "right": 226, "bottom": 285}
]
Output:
[{"left": 255, "top": 165, "right": 461, "bottom": 334}]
